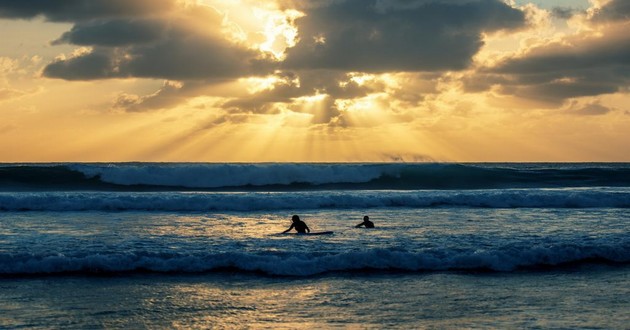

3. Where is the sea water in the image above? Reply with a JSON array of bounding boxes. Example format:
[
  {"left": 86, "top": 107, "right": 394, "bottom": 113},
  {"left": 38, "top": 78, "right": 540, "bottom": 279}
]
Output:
[{"left": 0, "top": 163, "right": 629, "bottom": 329}]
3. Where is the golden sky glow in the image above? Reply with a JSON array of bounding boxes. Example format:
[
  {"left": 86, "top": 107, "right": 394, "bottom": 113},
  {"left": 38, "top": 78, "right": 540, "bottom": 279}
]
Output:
[{"left": 0, "top": 0, "right": 628, "bottom": 162}]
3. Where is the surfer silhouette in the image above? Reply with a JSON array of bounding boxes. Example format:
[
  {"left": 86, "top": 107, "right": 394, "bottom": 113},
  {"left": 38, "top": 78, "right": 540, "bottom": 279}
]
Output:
[
  {"left": 282, "top": 215, "right": 311, "bottom": 234},
  {"left": 355, "top": 215, "right": 375, "bottom": 228}
]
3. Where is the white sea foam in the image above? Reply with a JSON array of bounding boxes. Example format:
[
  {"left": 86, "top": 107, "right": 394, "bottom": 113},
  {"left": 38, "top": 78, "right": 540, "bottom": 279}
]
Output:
[
  {"left": 0, "top": 188, "right": 628, "bottom": 211},
  {"left": 1, "top": 244, "right": 627, "bottom": 276}
]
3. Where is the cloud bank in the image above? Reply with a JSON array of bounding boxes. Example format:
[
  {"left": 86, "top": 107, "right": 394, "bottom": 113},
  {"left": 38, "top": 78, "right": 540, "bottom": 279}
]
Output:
[
  {"left": 281, "top": 0, "right": 524, "bottom": 72},
  {"left": 1, "top": 0, "right": 628, "bottom": 119},
  {"left": 467, "top": 0, "right": 630, "bottom": 105}
]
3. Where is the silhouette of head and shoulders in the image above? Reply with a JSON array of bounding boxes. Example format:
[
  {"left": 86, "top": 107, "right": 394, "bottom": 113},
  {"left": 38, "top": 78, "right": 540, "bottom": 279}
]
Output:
[
  {"left": 356, "top": 215, "right": 374, "bottom": 228},
  {"left": 284, "top": 214, "right": 310, "bottom": 233}
]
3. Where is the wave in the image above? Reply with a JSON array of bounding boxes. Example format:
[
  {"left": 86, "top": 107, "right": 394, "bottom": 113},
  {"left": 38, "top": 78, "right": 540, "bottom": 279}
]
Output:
[
  {"left": 1, "top": 163, "right": 630, "bottom": 191},
  {"left": 1, "top": 243, "right": 627, "bottom": 276},
  {"left": 0, "top": 188, "right": 628, "bottom": 211}
]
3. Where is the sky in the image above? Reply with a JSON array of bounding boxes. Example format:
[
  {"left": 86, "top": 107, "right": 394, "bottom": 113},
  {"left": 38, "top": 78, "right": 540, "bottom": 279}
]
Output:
[{"left": 0, "top": 0, "right": 628, "bottom": 162}]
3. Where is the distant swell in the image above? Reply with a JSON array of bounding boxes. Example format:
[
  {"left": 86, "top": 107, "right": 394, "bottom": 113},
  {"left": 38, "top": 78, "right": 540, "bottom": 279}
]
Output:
[
  {"left": 1, "top": 244, "right": 628, "bottom": 276},
  {"left": 1, "top": 163, "right": 630, "bottom": 191}
]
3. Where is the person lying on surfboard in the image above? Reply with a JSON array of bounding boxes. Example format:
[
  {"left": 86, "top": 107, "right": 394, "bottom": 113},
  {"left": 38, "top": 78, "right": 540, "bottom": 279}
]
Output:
[
  {"left": 355, "top": 215, "right": 375, "bottom": 228},
  {"left": 282, "top": 215, "right": 311, "bottom": 234}
]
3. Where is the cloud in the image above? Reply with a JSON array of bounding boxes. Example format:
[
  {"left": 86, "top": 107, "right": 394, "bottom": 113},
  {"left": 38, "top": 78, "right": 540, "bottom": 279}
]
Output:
[
  {"left": 491, "top": 27, "right": 630, "bottom": 76},
  {"left": 217, "top": 70, "right": 438, "bottom": 124},
  {"left": 113, "top": 81, "right": 206, "bottom": 112},
  {"left": 23, "top": 0, "right": 526, "bottom": 84},
  {"left": 0, "top": 87, "right": 26, "bottom": 101},
  {"left": 282, "top": 0, "right": 526, "bottom": 72},
  {"left": 0, "top": 56, "right": 41, "bottom": 101},
  {"left": 213, "top": 0, "right": 525, "bottom": 122},
  {"left": 217, "top": 70, "right": 353, "bottom": 124},
  {"left": 590, "top": 0, "right": 630, "bottom": 23},
  {"left": 223, "top": 71, "right": 376, "bottom": 109},
  {"left": 43, "top": 48, "right": 117, "bottom": 80},
  {"left": 467, "top": 2, "right": 630, "bottom": 106},
  {"left": 111, "top": 69, "right": 381, "bottom": 114},
  {"left": 51, "top": 19, "right": 168, "bottom": 47},
  {"left": 551, "top": 7, "right": 578, "bottom": 19},
  {"left": 0, "top": 0, "right": 175, "bottom": 22},
  {"left": 38, "top": 5, "right": 273, "bottom": 81},
  {"left": 569, "top": 101, "right": 613, "bottom": 116},
  {"left": 8, "top": 0, "right": 628, "bottom": 119},
  {"left": 1, "top": 0, "right": 527, "bottom": 117}
]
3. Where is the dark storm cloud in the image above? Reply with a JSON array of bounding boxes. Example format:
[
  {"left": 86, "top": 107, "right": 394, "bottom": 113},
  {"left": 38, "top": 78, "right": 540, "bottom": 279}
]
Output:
[
  {"left": 468, "top": 15, "right": 630, "bottom": 105},
  {"left": 282, "top": 0, "right": 526, "bottom": 72},
  {"left": 492, "top": 32, "right": 630, "bottom": 76},
  {"left": 492, "top": 0, "right": 630, "bottom": 77},
  {"left": 43, "top": 48, "right": 116, "bottom": 80},
  {"left": 38, "top": 5, "right": 272, "bottom": 81},
  {"left": 118, "top": 32, "right": 263, "bottom": 81},
  {"left": 590, "top": 0, "right": 630, "bottom": 22},
  {"left": 498, "top": 80, "right": 620, "bottom": 105},
  {"left": 52, "top": 19, "right": 167, "bottom": 46},
  {"left": 0, "top": 0, "right": 174, "bottom": 21},
  {"left": 3, "top": 0, "right": 531, "bottom": 117},
  {"left": 26, "top": 0, "right": 527, "bottom": 83},
  {"left": 211, "top": 0, "right": 525, "bottom": 122}
]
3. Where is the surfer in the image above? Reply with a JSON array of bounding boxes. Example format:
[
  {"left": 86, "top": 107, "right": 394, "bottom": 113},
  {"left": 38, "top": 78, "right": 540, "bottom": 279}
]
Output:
[
  {"left": 355, "top": 215, "right": 375, "bottom": 228},
  {"left": 282, "top": 215, "right": 311, "bottom": 234}
]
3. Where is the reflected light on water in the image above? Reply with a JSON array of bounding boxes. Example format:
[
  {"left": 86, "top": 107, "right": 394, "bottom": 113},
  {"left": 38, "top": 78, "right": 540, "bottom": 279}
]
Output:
[{"left": 134, "top": 279, "right": 335, "bottom": 329}]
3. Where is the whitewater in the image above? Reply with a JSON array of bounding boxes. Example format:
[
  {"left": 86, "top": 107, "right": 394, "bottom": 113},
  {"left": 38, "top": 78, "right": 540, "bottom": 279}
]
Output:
[{"left": 1, "top": 162, "right": 628, "bottom": 329}]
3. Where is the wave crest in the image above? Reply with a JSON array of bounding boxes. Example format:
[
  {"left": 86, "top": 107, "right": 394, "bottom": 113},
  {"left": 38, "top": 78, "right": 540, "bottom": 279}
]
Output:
[
  {"left": 1, "top": 188, "right": 628, "bottom": 211},
  {"left": 2, "top": 163, "right": 630, "bottom": 191},
  {"left": 2, "top": 244, "right": 627, "bottom": 276}
]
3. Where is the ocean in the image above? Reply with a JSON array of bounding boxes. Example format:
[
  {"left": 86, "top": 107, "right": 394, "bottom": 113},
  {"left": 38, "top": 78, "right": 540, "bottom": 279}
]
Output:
[{"left": 0, "top": 163, "right": 628, "bottom": 329}]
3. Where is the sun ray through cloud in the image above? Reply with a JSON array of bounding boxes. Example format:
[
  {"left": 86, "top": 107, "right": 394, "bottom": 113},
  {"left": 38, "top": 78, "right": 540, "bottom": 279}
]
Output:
[{"left": 0, "top": 0, "right": 628, "bottom": 161}]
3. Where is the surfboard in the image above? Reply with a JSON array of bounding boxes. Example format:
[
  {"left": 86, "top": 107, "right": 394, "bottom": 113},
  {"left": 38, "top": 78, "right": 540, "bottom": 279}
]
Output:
[
  {"left": 300, "top": 231, "right": 334, "bottom": 235},
  {"left": 278, "top": 231, "right": 334, "bottom": 236}
]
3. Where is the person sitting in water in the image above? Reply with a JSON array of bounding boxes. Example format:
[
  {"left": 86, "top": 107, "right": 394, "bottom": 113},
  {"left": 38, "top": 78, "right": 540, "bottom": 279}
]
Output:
[
  {"left": 355, "top": 215, "right": 375, "bottom": 228},
  {"left": 282, "top": 215, "right": 311, "bottom": 234}
]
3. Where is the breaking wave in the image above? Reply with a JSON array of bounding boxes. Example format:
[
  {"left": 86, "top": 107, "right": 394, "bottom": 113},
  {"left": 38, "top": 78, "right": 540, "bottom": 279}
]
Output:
[
  {"left": 0, "top": 188, "right": 629, "bottom": 211},
  {"left": 1, "top": 162, "right": 629, "bottom": 191},
  {"left": 1, "top": 243, "right": 627, "bottom": 276}
]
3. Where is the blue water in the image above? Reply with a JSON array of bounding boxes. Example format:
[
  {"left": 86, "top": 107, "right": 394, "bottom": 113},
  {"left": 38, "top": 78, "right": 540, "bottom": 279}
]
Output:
[{"left": 0, "top": 163, "right": 629, "bottom": 328}]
